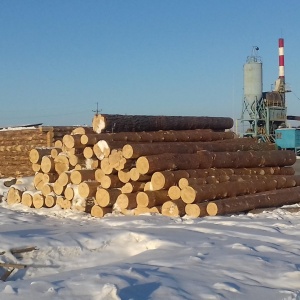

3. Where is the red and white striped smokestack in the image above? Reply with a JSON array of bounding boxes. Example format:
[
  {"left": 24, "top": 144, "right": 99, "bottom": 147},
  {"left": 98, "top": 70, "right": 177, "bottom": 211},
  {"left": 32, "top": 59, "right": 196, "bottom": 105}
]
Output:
[{"left": 278, "top": 38, "right": 285, "bottom": 81}]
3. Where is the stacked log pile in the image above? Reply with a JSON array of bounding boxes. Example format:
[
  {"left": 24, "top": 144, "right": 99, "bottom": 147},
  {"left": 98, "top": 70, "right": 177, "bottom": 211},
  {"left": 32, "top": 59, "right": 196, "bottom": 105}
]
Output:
[
  {"left": 4, "top": 114, "right": 300, "bottom": 218},
  {"left": 0, "top": 126, "right": 92, "bottom": 178}
]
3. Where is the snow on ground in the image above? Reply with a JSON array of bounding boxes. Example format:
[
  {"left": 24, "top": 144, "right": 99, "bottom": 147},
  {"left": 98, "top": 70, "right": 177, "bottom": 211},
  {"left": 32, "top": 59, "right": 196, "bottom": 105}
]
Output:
[{"left": 1, "top": 179, "right": 300, "bottom": 299}]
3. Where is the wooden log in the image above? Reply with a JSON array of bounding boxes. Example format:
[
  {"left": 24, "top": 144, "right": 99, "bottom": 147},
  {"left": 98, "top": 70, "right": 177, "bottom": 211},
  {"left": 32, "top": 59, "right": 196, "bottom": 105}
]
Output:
[
  {"left": 143, "top": 182, "right": 152, "bottom": 191},
  {"left": 68, "top": 154, "right": 85, "bottom": 167},
  {"left": 121, "top": 182, "right": 146, "bottom": 193},
  {"left": 206, "top": 186, "right": 300, "bottom": 216},
  {"left": 185, "top": 203, "right": 209, "bottom": 218},
  {"left": 55, "top": 196, "right": 65, "bottom": 208},
  {"left": 83, "top": 146, "right": 95, "bottom": 159},
  {"left": 274, "top": 166, "right": 295, "bottom": 175},
  {"left": 100, "top": 175, "right": 123, "bottom": 189},
  {"left": 64, "top": 185, "right": 78, "bottom": 201},
  {"left": 71, "top": 126, "right": 94, "bottom": 135},
  {"left": 93, "top": 140, "right": 128, "bottom": 160},
  {"left": 211, "top": 150, "right": 296, "bottom": 168},
  {"left": 129, "top": 168, "right": 151, "bottom": 182},
  {"left": 62, "top": 134, "right": 83, "bottom": 149},
  {"left": 57, "top": 171, "right": 72, "bottom": 186},
  {"left": 180, "top": 179, "right": 281, "bottom": 204},
  {"left": 95, "top": 168, "right": 105, "bottom": 183},
  {"left": 83, "top": 129, "right": 226, "bottom": 145},
  {"left": 178, "top": 174, "right": 295, "bottom": 189},
  {"left": 21, "top": 191, "right": 34, "bottom": 207},
  {"left": 85, "top": 158, "right": 99, "bottom": 170},
  {"left": 115, "top": 193, "right": 138, "bottom": 210},
  {"left": 136, "top": 190, "right": 169, "bottom": 207},
  {"left": 54, "top": 155, "right": 70, "bottom": 174},
  {"left": 41, "top": 183, "right": 54, "bottom": 196},
  {"left": 78, "top": 181, "right": 100, "bottom": 198},
  {"left": 95, "top": 188, "right": 122, "bottom": 207},
  {"left": 53, "top": 181, "right": 66, "bottom": 195},
  {"left": 54, "top": 140, "right": 63, "bottom": 148},
  {"left": 33, "top": 172, "right": 45, "bottom": 190},
  {"left": 32, "top": 163, "right": 41, "bottom": 172},
  {"left": 161, "top": 199, "right": 186, "bottom": 217},
  {"left": 151, "top": 170, "right": 190, "bottom": 190},
  {"left": 45, "top": 194, "right": 56, "bottom": 208},
  {"left": 43, "top": 173, "right": 59, "bottom": 184},
  {"left": 91, "top": 205, "right": 112, "bottom": 218},
  {"left": 168, "top": 185, "right": 182, "bottom": 200},
  {"left": 92, "top": 114, "right": 234, "bottom": 133},
  {"left": 123, "top": 138, "right": 264, "bottom": 159},
  {"left": 32, "top": 193, "right": 45, "bottom": 209},
  {"left": 100, "top": 158, "right": 115, "bottom": 175},
  {"left": 136, "top": 151, "right": 214, "bottom": 175},
  {"left": 70, "top": 169, "right": 96, "bottom": 184},
  {"left": 118, "top": 170, "right": 131, "bottom": 183},
  {"left": 29, "top": 148, "right": 53, "bottom": 164},
  {"left": 50, "top": 147, "right": 62, "bottom": 158},
  {"left": 6, "top": 187, "right": 22, "bottom": 205},
  {"left": 178, "top": 177, "right": 208, "bottom": 189},
  {"left": 40, "top": 156, "right": 55, "bottom": 173}
]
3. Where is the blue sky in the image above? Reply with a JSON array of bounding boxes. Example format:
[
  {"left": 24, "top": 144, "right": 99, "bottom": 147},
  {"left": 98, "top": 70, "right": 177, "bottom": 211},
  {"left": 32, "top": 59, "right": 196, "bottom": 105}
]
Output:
[{"left": 1, "top": 0, "right": 300, "bottom": 127}]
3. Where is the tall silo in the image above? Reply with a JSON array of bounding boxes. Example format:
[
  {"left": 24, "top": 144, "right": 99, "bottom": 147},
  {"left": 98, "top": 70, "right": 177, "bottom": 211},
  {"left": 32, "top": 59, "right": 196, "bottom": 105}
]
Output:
[{"left": 243, "top": 46, "right": 263, "bottom": 117}]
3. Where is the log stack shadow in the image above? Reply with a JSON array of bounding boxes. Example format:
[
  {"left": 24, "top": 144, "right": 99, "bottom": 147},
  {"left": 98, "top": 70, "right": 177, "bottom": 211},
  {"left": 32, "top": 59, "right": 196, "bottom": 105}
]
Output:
[{"left": 4, "top": 114, "right": 300, "bottom": 218}]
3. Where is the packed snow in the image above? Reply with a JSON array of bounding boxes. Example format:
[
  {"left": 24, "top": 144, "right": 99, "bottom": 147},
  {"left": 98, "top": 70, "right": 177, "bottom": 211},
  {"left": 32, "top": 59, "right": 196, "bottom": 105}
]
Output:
[{"left": 0, "top": 178, "right": 300, "bottom": 300}]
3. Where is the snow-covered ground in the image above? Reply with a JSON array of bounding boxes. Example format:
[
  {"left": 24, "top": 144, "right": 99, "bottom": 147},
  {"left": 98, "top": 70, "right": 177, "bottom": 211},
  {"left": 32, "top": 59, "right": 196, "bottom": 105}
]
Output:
[{"left": 1, "top": 179, "right": 300, "bottom": 300}]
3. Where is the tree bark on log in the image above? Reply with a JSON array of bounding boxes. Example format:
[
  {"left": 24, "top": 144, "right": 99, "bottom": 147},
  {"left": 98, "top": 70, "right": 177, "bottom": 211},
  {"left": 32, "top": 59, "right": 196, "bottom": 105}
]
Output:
[
  {"left": 21, "top": 191, "right": 34, "bottom": 207},
  {"left": 136, "top": 150, "right": 296, "bottom": 175},
  {"left": 211, "top": 150, "right": 296, "bottom": 168},
  {"left": 136, "top": 190, "right": 169, "bottom": 207},
  {"left": 206, "top": 186, "right": 300, "bottom": 216},
  {"left": 115, "top": 193, "right": 138, "bottom": 210},
  {"left": 161, "top": 199, "right": 186, "bottom": 217},
  {"left": 82, "top": 129, "right": 235, "bottom": 146},
  {"left": 95, "top": 188, "right": 122, "bottom": 207},
  {"left": 91, "top": 205, "right": 112, "bottom": 218},
  {"left": 120, "top": 182, "right": 146, "bottom": 193},
  {"left": 100, "top": 175, "right": 123, "bottom": 189},
  {"left": 70, "top": 170, "right": 96, "bottom": 184},
  {"left": 78, "top": 181, "right": 100, "bottom": 198},
  {"left": 185, "top": 203, "right": 209, "bottom": 218},
  {"left": 92, "top": 114, "right": 234, "bottom": 133},
  {"left": 122, "top": 139, "right": 274, "bottom": 159},
  {"left": 29, "top": 148, "right": 53, "bottom": 164},
  {"left": 180, "top": 177, "right": 296, "bottom": 204}
]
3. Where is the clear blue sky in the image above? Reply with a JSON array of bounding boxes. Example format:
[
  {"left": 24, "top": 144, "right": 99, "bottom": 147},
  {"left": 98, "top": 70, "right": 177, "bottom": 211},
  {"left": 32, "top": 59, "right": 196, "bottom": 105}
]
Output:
[{"left": 1, "top": 0, "right": 300, "bottom": 127}]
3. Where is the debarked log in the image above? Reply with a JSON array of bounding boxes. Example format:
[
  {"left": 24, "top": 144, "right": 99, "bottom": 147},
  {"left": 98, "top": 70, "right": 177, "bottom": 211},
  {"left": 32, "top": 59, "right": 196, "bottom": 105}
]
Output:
[{"left": 92, "top": 114, "right": 234, "bottom": 133}]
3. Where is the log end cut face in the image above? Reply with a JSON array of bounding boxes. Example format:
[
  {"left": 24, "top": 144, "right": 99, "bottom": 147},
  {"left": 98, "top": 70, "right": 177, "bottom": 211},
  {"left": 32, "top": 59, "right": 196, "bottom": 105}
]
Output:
[{"left": 136, "top": 157, "right": 150, "bottom": 175}]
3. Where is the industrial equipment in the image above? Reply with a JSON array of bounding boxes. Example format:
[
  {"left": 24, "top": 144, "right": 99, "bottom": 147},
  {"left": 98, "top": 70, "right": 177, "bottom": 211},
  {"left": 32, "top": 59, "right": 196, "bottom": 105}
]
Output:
[
  {"left": 275, "top": 128, "right": 300, "bottom": 155},
  {"left": 240, "top": 38, "right": 289, "bottom": 142}
]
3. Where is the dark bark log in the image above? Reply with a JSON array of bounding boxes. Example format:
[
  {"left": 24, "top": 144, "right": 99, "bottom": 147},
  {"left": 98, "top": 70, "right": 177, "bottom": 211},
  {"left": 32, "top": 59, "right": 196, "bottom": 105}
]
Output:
[
  {"left": 211, "top": 150, "right": 296, "bottom": 168},
  {"left": 92, "top": 114, "right": 234, "bottom": 133},
  {"left": 207, "top": 186, "right": 300, "bottom": 216}
]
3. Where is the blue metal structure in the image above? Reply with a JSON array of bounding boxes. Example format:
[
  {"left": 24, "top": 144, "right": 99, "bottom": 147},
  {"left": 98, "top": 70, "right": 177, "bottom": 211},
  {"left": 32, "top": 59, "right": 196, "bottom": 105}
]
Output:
[{"left": 275, "top": 128, "right": 300, "bottom": 154}]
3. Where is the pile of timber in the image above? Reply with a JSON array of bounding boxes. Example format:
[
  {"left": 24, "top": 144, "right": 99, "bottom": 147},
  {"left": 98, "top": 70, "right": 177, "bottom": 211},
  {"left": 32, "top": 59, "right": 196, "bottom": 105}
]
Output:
[
  {"left": 4, "top": 114, "right": 300, "bottom": 218},
  {"left": 0, "top": 126, "right": 92, "bottom": 178}
]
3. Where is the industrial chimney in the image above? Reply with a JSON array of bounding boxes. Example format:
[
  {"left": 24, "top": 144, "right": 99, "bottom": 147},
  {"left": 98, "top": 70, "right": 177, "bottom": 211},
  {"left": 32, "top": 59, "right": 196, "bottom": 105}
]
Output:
[{"left": 274, "top": 38, "right": 285, "bottom": 93}]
